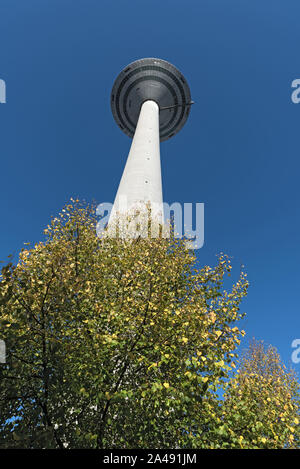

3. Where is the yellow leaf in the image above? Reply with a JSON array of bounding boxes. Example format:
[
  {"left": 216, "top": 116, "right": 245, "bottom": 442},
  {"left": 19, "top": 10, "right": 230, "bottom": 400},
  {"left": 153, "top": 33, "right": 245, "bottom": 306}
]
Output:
[
  {"left": 147, "top": 362, "right": 158, "bottom": 370},
  {"left": 209, "top": 312, "right": 217, "bottom": 323},
  {"left": 163, "top": 382, "right": 170, "bottom": 389}
]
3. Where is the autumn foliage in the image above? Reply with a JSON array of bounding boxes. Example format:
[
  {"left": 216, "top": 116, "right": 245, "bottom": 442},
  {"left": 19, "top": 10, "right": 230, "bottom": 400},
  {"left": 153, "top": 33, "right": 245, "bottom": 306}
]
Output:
[{"left": 0, "top": 201, "right": 298, "bottom": 448}]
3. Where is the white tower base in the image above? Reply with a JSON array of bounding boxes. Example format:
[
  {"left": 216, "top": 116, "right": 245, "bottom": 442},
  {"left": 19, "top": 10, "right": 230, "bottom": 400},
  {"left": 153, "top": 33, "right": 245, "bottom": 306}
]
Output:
[{"left": 109, "top": 100, "right": 163, "bottom": 228}]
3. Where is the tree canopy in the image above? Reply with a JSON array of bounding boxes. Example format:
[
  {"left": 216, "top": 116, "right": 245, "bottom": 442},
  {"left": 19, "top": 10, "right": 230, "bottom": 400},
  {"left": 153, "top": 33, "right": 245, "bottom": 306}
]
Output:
[{"left": 0, "top": 201, "right": 298, "bottom": 448}]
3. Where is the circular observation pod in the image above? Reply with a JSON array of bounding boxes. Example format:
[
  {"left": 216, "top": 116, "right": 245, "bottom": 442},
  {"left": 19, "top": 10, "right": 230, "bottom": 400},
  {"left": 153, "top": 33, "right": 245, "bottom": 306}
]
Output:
[{"left": 110, "top": 58, "right": 192, "bottom": 142}]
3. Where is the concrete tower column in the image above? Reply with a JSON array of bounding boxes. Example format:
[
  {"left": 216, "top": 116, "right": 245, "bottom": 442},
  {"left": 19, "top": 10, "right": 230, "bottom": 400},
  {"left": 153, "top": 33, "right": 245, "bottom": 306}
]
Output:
[{"left": 110, "top": 100, "right": 163, "bottom": 223}]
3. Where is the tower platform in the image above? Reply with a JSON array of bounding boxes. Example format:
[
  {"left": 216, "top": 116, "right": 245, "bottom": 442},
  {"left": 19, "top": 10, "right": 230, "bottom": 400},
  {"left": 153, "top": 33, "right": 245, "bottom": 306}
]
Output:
[{"left": 111, "top": 58, "right": 192, "bottom": 142}]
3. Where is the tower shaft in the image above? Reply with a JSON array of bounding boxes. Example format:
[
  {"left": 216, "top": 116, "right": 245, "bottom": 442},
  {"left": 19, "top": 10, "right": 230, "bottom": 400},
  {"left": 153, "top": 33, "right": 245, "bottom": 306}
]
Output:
[{"left": 110, "top": 100, "right": 163, "bottom": 223}]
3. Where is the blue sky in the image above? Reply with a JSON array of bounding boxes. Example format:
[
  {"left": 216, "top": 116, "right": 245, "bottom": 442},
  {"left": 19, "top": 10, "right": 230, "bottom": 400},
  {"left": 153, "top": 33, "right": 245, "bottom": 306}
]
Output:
[{"left": 0, "top": 0, "right": 299, "bottom": 368}]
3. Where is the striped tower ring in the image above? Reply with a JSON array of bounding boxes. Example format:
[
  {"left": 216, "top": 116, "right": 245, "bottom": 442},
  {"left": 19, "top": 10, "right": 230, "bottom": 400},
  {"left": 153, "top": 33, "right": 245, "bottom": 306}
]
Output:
[{"left": 111, "top": 58, "right": 192, "bottom": 142}]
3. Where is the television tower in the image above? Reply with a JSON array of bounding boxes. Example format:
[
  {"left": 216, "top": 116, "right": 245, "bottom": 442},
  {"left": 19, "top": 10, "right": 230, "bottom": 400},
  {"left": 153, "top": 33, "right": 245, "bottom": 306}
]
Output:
[{"left": 109, "top": 58, "right": 192, "bottom": 227}]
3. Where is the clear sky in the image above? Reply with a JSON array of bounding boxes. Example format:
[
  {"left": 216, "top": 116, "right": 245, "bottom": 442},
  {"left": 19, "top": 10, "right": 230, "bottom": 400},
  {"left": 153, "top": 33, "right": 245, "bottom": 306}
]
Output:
[{"left": 0, "top": 0, "right": 299, "bottom": 368}]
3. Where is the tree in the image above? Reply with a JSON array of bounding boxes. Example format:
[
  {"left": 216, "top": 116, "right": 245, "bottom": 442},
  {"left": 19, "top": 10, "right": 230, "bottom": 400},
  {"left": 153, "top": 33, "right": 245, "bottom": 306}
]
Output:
[
  {"left": 0, "top": 200, "right": 248, "bottom": 448},
  {"left": 216, "top": 339, "right": 300, "bottom": 448}
]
